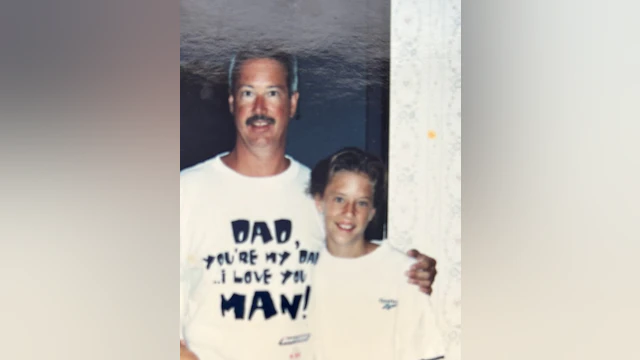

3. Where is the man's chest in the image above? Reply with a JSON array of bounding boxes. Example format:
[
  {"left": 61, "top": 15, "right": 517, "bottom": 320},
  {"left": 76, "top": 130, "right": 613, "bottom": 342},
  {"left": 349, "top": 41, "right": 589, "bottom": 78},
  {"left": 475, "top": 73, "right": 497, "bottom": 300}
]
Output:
[
  {"left": 186, "top": 204, "right": 323, "bottom": 275},
  {"left": 182, "top": 193, "right": 324, "bottom": 322},
  {"left": 186, "top": 186, "right": 322, "bottom": 250}
]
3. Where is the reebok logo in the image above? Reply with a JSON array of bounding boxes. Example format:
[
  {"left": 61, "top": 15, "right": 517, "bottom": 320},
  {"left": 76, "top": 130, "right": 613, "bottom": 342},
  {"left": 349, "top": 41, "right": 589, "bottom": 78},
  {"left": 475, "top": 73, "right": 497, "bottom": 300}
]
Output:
[{"left": 379, "top": 298, "right": 398, "bottom": 310}]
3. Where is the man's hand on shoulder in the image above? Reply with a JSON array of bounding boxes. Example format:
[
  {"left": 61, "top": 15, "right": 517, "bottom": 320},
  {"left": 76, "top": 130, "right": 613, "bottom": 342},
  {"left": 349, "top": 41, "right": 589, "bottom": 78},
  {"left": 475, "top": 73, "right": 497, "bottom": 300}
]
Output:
[
  {"left": 180, "top": 340, "right": 199, "bottom": 360},
  {"left": 406, "top": 249, "right": 438, "bottom": 295}
]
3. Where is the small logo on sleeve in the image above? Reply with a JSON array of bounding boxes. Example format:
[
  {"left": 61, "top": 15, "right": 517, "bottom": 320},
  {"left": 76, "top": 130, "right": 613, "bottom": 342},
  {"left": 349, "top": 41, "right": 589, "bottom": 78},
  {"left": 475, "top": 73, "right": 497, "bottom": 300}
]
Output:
[{"left": 379, "top": 298, "right": 398, "bottom": 310}]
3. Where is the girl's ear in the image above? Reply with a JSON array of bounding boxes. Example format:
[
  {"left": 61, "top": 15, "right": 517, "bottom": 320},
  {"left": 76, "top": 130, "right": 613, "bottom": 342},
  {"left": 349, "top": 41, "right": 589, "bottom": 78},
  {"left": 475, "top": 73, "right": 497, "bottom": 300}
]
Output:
[
  {"left": 368, "top": 208, "right": 377, "bottom": 223},
  {"left": 314, "top": 194, "right": 324, "bottom": 214}
]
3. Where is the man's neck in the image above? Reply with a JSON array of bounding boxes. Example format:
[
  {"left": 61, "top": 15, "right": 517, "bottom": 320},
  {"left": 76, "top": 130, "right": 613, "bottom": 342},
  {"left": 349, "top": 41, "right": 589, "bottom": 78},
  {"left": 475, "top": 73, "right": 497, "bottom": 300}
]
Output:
[{"left": 222, "top": 145, "right": 290, "bottom": 177}]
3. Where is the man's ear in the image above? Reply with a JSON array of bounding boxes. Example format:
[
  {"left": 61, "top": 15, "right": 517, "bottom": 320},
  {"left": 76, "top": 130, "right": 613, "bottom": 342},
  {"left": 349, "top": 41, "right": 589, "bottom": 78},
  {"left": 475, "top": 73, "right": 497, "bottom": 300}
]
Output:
[
  {"left": 289, "top": 91, "right": 299, "bottom": 118},
  {"left": 228, "top": 94, "right": 235, "bottom": 115}
]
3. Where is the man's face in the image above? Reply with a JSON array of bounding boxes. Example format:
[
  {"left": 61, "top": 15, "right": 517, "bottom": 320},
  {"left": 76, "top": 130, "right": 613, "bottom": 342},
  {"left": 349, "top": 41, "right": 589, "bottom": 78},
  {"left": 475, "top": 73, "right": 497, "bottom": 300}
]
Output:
[{"left": 229, "top": 58, "right": 299, "bottom": 150}]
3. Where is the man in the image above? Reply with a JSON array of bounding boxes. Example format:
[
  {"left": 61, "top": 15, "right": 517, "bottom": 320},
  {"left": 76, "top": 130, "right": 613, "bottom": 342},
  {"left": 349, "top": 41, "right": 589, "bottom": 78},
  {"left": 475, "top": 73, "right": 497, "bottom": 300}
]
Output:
[{"left": 180, "top": 47, "right": 437, "bottom": 360}]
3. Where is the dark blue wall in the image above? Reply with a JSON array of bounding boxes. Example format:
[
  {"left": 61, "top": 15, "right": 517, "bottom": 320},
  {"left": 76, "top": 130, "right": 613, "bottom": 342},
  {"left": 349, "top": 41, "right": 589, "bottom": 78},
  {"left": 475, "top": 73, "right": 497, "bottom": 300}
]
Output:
[{"left": 285, "top": 56, "right": 368, "bottom": 169}]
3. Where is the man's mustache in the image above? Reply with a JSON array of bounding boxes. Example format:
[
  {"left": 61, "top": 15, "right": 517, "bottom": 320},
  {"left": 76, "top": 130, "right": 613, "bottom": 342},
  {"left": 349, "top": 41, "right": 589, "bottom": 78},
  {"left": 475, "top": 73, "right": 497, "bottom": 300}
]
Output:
[{"left": 245, "top": 114, "right": 276, "bottom": 126}]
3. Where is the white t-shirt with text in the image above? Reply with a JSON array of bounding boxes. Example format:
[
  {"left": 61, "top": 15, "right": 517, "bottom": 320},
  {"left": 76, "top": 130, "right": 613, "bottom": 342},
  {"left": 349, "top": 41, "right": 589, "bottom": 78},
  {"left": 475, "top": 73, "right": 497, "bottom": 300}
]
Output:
[{"left": 180, "top": 154, "right": 324, "bottom": 360}]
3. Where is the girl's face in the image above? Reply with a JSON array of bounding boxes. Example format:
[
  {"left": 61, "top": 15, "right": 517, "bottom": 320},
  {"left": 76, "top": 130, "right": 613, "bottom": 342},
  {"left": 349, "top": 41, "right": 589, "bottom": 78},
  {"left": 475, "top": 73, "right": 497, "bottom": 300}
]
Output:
[{"left": 315, "top": 171, "right": 377, "bottom": 248}]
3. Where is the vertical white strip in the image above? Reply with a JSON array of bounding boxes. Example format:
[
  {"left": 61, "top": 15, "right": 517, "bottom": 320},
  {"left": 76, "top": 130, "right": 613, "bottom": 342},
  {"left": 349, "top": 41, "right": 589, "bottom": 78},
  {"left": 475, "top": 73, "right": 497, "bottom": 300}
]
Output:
[{"left": 389, "top": 0, "right": 461, "bottom": 359}]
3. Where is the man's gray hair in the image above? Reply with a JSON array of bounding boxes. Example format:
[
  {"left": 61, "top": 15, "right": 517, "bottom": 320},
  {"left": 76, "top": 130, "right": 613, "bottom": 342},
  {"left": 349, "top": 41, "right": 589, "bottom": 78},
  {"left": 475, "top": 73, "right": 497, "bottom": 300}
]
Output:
[{"left": 228, "top": 47, "right": 298, "bottom": 95}]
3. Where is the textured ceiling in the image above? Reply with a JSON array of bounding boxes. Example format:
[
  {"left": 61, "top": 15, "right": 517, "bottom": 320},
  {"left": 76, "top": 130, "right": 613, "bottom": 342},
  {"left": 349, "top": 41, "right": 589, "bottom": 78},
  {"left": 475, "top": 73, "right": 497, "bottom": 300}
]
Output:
[{"left": 180, "top": 0, "right": 390, "bottom": 84}]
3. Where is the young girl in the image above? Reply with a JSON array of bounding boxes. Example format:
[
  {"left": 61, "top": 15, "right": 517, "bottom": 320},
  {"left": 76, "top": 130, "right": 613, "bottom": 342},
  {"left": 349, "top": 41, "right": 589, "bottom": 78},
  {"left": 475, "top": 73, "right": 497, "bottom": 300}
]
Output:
[{"left": 308, "top": 147, "right": 445, "bottom": 360}]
